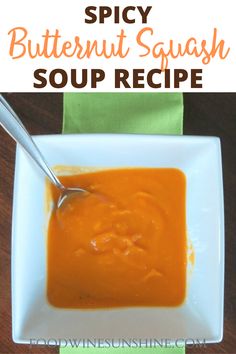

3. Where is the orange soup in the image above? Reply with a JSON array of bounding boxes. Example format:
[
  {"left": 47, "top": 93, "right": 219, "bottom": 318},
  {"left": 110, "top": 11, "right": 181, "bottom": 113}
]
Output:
[{"left": 47, "top": 168, "right": 187, "bottom": 308}]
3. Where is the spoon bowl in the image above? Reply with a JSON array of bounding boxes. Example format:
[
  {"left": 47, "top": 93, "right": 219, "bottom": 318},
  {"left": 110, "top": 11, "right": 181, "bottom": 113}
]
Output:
[{"left": 57, "top": 186, "right": 88, "bottom": 208}]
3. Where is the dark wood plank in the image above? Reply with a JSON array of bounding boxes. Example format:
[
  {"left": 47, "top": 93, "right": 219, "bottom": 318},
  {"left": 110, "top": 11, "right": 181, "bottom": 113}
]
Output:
[
  {"left": 184, "top": 93, "right": 236, "bottom": 354},
  {"left": 0, "top": 93, "right": 235, "bottom": 353}
]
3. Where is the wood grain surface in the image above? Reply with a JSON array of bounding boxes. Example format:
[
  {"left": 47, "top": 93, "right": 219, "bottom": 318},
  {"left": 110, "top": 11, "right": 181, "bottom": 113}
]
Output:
[{"left": 0, "top": 93, "right": 235, "bottom": 354}]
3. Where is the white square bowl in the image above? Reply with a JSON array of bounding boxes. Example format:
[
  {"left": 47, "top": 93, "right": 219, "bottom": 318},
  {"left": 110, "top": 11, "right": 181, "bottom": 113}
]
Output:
[{"left": 12, "top": 134, "right": 224, "bottom": 344}]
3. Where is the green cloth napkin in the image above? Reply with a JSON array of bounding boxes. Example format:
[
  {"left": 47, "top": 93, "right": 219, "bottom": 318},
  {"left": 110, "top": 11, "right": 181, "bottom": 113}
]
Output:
[
  {"left": 61, "top": 92, "right": 184, "bottom": 354},
  {"left": 60, "top": 349, "right": 184, "bottom": 354},
  {"left": 63, "top": 93, "right": 183, "bottom": 134}
]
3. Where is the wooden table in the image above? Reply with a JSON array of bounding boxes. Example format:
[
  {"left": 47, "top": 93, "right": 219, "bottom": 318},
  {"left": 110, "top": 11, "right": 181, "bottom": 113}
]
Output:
[{"left": 0, "top": 93, "right": 235, "bottom": 354}]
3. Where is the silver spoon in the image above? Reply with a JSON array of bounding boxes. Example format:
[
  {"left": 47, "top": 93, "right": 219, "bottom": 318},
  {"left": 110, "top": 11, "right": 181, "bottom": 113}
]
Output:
[{"left": 0, "top": 95, "right": 87, "bottom": 208}]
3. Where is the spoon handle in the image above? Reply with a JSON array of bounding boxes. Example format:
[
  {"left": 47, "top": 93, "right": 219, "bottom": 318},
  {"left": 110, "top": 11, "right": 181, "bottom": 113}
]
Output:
[{"left": 0, "top": 95, "right": 64, "bottom": 190}]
